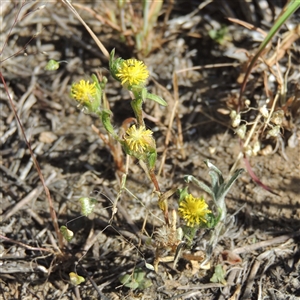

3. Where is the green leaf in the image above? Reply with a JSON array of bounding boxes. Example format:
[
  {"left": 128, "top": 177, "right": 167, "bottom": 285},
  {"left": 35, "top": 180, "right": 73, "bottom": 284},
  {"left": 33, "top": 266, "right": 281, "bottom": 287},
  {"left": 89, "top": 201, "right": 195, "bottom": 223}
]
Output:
[
  {"left": 147, "top": 150, "right": 157, "bottom": 170},
  {"left": 221, "top": 168, "right": 244, "bottom": 199},
  {"left": 45, "top": 59, "right": 60, "bottom": 70},
  {"left": 119, "top": 268, "right": 152, "bottom": 290},
  {"left": 100, "top": 109, "right": 118, "bottom": 139},
  {"left": 141, "top": 87, "right": 147, "bottom": 101},
  {"left": 119, "top": 274, "right": 139, "bottom": 289},
  {"left": 109, "top": 48, "right": 115, "bottom": 61},
  {"left": 210, "top": 264, "right": 226, "bottom": 285},
  {"left": 45, "top": 59, "right": 59, "bottom": 71},
  {"left": 79, "top": 197, "right": 97, "bottom": 216},
  {"left": 208, "top": 169, "right": 221, "bottom": 196},
  {"left": 139, "top": 278, "right": 152, "bottom": 289},
  {"left": 69, "top": 272, "right": 85, "bottom": 285},
  {"left": 90, "top": 74, "right": 103, "bottom": 110},
  {"left": 60, "top": 226, "right": 74, "bottom": 242},
  {"left": 184, "top": 175, "right": 213, "bottom": 197},
  {"left": 134, "top": 269, "right": 145, "bottom": 282},
  {"left": 130, "top": 97, "right": 144, "bottom": 126},
  {"left": 177, "top": 187, "right": 190, "bottom": 202},
  {"left": 109, "top": 48, "right": 124, "bottom": 82},
  {"left": 146, "top": 92, "right": 167, "bottom": 106},
  {"left": 208, "top": 25, "right": 229, "bottom": 45},
  {"left": 205, "top": 160, "right": 223, "bottom": 180},
  {"left": 205, "top": 211, "right": 220, "bottom": 228}
]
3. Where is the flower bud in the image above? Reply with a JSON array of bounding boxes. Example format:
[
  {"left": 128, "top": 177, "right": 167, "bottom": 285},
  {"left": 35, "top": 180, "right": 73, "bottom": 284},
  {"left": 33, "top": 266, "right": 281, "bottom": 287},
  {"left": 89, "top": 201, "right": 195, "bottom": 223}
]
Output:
[
  {"left": 271, "top": 110, "right": 284, "bottom": 125},
  {"left": 259, "top": 105, "right": 269, "bottom": 118},
  {"left": 252, "top": 141, "right": 260, "bottom": 155},
  {"left": 236, "top": 124, "right": 246, "bottom": 139},
  {"left": 268, "top": 125, "right": 280, "bottom": 137},
  {"left": 231, "top": 113, "right": 241, "bottom": 128},
  {"left": 244, "top": 99, "right": 251, "bottom": 107},
  {"left": 244, "top": 145, "right": 253, "bottom": 156}
]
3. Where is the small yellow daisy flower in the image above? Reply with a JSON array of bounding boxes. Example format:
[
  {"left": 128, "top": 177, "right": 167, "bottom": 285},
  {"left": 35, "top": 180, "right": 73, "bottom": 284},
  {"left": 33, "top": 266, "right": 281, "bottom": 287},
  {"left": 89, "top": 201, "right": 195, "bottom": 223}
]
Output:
[
  {"left": 71, "top": 80, "right": 101, "bottom": 113},
  {"left": 178, "top": 194, "right": 211, "bottom": 227},
  {"left": 116, "top": 59, "right": 149, "bottom": 87},
  {"left": 124, "top": 125, "right": 155, "bottom": 155},
  {"left": 71, "top": 80, "right": 96, "bottom": 103}
]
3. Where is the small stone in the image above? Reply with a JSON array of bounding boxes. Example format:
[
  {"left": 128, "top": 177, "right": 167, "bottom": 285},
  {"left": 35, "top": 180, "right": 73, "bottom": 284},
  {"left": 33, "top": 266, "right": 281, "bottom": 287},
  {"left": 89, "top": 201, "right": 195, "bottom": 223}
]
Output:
[{"left": 39, "top": 131, "right": 58, "bottom": 143}]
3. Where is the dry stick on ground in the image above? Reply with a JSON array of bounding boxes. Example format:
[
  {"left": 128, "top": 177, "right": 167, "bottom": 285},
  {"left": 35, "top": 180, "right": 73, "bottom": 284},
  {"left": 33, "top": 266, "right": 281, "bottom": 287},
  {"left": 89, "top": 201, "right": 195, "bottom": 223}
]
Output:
[
  {"left": 0, "top": 234, "right": 54, "bottom": 254},
  {"left": 232, "top": 231, "right": 300, "bottom": 255}
]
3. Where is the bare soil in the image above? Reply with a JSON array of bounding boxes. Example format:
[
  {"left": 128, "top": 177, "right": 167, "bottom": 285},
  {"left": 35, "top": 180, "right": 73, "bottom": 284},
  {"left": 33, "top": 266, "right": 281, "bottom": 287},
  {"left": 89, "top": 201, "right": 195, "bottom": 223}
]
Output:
[{"left": 1, "top": 1, "right": 299, "bottom": 300}]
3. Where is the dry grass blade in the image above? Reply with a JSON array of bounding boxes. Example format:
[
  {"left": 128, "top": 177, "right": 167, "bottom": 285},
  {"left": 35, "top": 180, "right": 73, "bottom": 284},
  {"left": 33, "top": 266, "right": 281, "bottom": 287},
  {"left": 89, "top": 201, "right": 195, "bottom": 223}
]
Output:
[{"left": 61, "top": 0, "right": 109, "bottom": 59}]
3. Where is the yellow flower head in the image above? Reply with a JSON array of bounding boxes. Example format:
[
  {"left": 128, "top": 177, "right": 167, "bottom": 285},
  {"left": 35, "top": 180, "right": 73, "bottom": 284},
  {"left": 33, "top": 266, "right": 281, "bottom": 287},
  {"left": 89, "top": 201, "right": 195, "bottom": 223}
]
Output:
[
  {"left": 116, "top": 59, "right": 149, "bottom": 87},
  {"left": 178, "top": 194, "right": 211, "bottom": 227},
  {"left": 71, "top": 79, "right": 100, "bottom": 112},
  {"left": 124, "top": 125, "right": 155, "bottom": 155},
  {"left": 71, "top": 80, "right": 96, "bottom": 103}
]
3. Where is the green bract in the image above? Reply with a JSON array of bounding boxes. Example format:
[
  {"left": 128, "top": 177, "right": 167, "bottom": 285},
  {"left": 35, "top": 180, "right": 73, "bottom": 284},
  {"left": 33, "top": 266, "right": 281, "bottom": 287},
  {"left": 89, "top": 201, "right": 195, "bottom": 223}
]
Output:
[{"left": 109, "top": 49, "right": 124, "bottom": 82}]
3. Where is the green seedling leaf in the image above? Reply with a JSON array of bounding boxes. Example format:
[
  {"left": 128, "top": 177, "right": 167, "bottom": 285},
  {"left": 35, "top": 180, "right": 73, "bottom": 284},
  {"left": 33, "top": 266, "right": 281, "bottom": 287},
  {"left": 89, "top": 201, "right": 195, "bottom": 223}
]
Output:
[
  {"left": 69, "top": 272, "right": 85, "bottom": 285},
  {"left": 184, "top": 175, "right": 213, "bottom": 197},
  {"left": 138, "top": 278, "right": 152, "bottom": 289},
  {"left": 208, "top": 170, "right": 221, "bottom": 197},
  {"left": 205, "top": 160, "right": 223, "bottom": 179},
  {"left": 119, "top": 268, "right": 152, "bottom": 290},
  {"left": 210, "top": 264, "right": 226, "bottom": 285},
  {"left": 208, "top": 26, "right": 230, "bottom": 45},
  {"left": 79, "top": 197, "right": 97, "bottom": 216},
  {"left": 45, "top": 59, "right": 60, "bottom": 70},
  {"left": 146, "top": 92, "right": 167, "bottom": 106},
  {"left": 134, "top": 269, "right": 145, "bottom": 282},
  {"left": 221, "top": 168, "right": 244, "bottom": 198},
  {"left": 60, "top": 226, "right": 74, "bottom": 242},
  {"left": 119, "top": 274, "right": 139, "bottom": 289}
]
